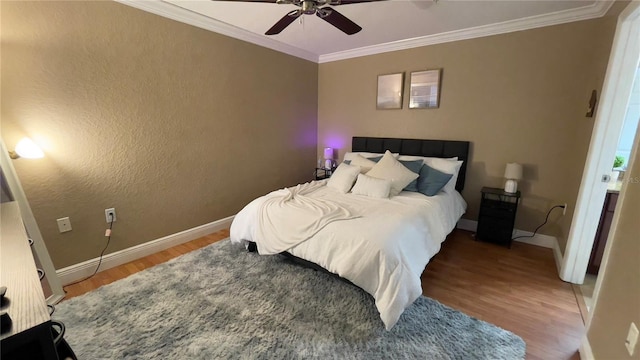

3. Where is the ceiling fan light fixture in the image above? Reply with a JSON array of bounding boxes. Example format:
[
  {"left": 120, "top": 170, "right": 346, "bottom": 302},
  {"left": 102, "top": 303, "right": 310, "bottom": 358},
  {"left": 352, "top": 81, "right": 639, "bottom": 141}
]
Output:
[{"left": 316, "top": 7, "right": 332, "bottom": 18}]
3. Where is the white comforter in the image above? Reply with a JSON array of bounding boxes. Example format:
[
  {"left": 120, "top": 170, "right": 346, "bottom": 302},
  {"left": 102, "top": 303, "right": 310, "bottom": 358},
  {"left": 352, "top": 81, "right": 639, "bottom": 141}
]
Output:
[
  {"left": 251, "top": 181, "right": 360, "bottom": 255},
  {"left": 230, "top": 180, "right": 466, "bottom": 330}
]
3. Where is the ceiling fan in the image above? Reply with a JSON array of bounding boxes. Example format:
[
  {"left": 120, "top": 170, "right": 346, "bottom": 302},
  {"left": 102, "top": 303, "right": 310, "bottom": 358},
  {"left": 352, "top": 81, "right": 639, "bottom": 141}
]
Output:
[{"left": 227, "top": 0, "right": 386, "bottom": 35}]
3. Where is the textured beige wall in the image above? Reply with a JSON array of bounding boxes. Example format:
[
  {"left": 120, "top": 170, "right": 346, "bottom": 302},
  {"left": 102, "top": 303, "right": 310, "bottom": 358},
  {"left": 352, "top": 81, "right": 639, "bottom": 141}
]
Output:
[
  {"left": 587, "top": 126, "right": 640, "bottom": 359},
  {"left": 1, "top": 1, "right": 318, "bottom": 268},
  {"left": 317, "top": 17, "right": 616, "bottom": 252}
]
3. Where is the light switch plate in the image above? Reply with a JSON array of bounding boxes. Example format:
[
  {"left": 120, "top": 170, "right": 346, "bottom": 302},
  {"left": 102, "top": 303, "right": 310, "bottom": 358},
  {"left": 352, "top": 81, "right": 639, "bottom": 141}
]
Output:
[
  {"left": 56, "top": 217, "right": 72, "bottom": 233},
  {"left": 626, "top": 322, "right": 638, "bottom": 356}
]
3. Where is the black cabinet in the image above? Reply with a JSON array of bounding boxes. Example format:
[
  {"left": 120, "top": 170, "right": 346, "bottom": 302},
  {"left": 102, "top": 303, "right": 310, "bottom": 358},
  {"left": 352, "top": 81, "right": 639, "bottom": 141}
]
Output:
[
  {"left": 314, "top": 167, "right": 334, "bottom": 180},
  {"left": 476, "top": 187, "right": 521, "bottom": 248}
]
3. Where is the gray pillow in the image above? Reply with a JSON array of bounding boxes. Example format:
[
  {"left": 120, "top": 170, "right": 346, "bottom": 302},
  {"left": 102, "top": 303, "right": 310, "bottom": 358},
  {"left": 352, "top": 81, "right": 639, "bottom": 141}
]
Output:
[
  {"left": 417, "top": 164, "right": 453, "bottom": 196},
  {"left": 398, "top": 160, "right": 424, "bottom": 192}
]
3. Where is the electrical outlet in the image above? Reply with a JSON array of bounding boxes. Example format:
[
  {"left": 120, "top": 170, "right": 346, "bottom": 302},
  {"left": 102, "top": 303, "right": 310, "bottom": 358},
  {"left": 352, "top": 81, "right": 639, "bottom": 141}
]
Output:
[
  {"left": 56, "top": 217, "right": 72, "bottom": 233},
  {"left": 105, "top": 208, "right": 116, "bottom": 223},
  {"left": 563, "top": 203, "right": 567, "bottom": 216},
  {"left": 626, "top": 322, "right": 638, "bottom": 356}
]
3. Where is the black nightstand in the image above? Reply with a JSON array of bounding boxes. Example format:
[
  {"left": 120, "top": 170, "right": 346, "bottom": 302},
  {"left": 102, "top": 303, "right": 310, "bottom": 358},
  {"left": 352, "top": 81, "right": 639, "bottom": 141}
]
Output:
[
  {"left": 476, "top": 187, "right": 521, "bottom": 248},
  {"left": 314, "top": 167, "right": 333, "bottom": 180}
]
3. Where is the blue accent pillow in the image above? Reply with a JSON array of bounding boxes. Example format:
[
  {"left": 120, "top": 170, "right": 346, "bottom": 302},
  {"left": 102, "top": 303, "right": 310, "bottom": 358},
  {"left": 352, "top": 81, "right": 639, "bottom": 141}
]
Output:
[
  {"left": 398, "top": 160, "right": 424, "bottom": 192},
  {"left": 417, "top": 164, "right": 453, "bottom": 196}
]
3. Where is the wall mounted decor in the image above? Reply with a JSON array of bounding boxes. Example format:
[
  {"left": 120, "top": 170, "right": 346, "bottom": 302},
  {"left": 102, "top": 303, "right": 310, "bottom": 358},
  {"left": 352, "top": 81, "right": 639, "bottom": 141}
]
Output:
[
  {"left": 586, "top": 89, "right": 597, "bottom": 117},
  {"left": 377, "top": 73, "right": 404, "bottom": 110},
  {"left": 409, "top": 69, "right": 442, "bottom": 109}
]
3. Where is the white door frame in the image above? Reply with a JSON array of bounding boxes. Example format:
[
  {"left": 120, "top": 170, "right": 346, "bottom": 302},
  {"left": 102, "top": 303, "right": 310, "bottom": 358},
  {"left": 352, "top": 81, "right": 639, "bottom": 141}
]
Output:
[{"left": 560, "top": 2, "right": 640, "bottom": 284}]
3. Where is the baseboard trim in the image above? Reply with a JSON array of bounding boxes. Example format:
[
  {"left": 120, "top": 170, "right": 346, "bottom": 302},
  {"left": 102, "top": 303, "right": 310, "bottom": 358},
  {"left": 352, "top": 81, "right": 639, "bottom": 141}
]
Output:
[
  {"left": 456, "top": 219, "right": 560, "bottom": 249},
  {"left": 552, "top": 239, "right": 564, "bottom": 274},
  {"left": 456, "top": 218, "right": 477, "bottom": 232},
  {"left": 57, "top": 216, "right": 234, "bottom": 285},
  {"left": 46, "top": 294, "right": 66, "bottom": 306},
  {"left": 579, "top": 335, "right": 595, "bottom": 360},
  {"left": 511, "top": 229, "right": 558, "bottom": 249},
  {"left": 456, "top": 219, "right": 564, "bottom": 273}
]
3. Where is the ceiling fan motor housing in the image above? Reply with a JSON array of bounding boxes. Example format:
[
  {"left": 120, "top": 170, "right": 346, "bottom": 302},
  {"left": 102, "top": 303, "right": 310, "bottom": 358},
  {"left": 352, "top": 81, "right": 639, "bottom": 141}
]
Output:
[{"left": 302, "top": 1, "right": 317, "bottom": 14}]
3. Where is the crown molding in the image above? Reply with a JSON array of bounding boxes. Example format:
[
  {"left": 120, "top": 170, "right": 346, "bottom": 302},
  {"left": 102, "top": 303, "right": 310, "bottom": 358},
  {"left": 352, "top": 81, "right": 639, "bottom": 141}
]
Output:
[
  {"left": 318, "top": 0, "right": 615, "bottom": 63},
  {"left": 116, "top": 0, "right": 613, "bottom": 65},
  {"left": 115, "top": 0, "right": 319, "bottom": 63}
]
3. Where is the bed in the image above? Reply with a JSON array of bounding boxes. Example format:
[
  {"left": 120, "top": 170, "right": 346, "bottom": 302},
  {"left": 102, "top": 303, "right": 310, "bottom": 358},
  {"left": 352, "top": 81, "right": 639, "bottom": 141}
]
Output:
[{"left": 230, "top": 137, "right": 470, "bottom": 330}]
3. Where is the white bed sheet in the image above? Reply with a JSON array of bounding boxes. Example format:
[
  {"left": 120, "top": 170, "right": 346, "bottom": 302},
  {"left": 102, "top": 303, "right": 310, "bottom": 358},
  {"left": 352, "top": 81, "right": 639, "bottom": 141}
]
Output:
[{"left": 230, "top": 180, "right": 466, "bottom": 330}]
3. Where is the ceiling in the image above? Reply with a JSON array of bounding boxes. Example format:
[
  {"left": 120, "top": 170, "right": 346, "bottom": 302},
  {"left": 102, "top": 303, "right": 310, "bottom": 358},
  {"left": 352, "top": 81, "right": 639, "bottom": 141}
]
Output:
[{"left": 117, "top": 0, "right": 613, "bottom": 63}]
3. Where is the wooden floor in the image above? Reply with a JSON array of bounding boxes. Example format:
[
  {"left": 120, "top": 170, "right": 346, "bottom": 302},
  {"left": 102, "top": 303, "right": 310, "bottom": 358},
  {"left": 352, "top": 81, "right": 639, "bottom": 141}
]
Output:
[
  {"left": 63, "top": 228, "right": 583, "bottom": 360},
  {"left": 63, "top": 229, "right": 230, "bottom": 299},
  {"left": 422, "top": 230, "right": 583, "bottom": 360}
]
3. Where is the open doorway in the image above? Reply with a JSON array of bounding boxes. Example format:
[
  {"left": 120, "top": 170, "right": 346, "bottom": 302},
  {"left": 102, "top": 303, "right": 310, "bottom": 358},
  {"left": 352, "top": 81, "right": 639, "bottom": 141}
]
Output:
[
  {"left": 561, "top": 1, "right": 640, "bottom": 299},
  {"left": 578, "top": 67, "right": 640, "bottom": 313}
]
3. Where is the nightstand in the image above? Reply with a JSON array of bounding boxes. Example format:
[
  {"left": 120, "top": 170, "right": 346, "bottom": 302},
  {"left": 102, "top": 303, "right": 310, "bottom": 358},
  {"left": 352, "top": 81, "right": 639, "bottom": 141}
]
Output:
[
  {"left": 476, "top": 187, "right": 521, "bottom": 248},
  {"left": 314, "top": 167, "right": 333, "bottom": 180}
]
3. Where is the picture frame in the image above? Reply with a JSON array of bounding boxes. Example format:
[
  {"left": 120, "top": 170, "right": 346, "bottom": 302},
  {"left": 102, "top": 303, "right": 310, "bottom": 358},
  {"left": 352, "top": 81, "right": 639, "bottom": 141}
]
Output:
[
  {"left": 376, "top": 73, "right": 404, "bottom": 110},
  {"left": 409, "top": 69, "right": 442, "bottom": 109}
]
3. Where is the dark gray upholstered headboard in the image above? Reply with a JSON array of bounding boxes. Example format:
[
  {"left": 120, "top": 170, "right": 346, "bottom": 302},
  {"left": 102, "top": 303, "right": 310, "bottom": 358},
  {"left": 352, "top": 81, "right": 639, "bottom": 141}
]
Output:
[{"left": 352, "top": 137, "right": 471, "bottom": 192}]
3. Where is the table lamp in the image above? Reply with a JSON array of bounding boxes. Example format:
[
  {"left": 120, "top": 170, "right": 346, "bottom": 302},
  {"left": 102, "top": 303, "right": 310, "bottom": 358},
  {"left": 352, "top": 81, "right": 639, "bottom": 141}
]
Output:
[
  {"left": 323, "top": 147, "right": 334, "bottom": 169},
  {"left": 504, "top": 163, "right": 523, "bottom": 193}
]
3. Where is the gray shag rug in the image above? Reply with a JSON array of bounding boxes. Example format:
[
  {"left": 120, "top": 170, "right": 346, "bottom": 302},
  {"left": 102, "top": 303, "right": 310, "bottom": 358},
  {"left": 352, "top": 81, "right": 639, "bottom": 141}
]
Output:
[{"left": 55, "top": 239, "right": 525, "bottom": 359}]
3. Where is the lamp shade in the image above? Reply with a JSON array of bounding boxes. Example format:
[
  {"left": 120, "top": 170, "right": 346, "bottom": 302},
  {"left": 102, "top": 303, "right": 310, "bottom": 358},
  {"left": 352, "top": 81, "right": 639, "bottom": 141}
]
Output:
[
  {"left": 14, "top": 137, "right": 44, "bottom": 159},
  {"left": 504, "top": 163, "right": 523, "bottom": 180},
  {"left": 323, "top": 147, "right": 334, "bottom": 160}
]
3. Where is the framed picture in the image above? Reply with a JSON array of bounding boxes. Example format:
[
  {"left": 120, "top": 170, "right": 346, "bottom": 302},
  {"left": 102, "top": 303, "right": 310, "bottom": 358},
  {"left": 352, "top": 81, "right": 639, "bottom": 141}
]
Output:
[
  {"left": 377, "top": 73, "right": 404, "bottom": 109},
  {"left": 409, "top": 69, "right": 442, "bottom": 109}
]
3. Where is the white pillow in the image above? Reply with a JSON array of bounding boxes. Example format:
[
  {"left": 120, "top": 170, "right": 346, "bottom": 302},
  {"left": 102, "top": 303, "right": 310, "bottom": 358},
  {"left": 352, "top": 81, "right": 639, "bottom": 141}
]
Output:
[
  {"left": 327, "top": 163, "right": 361, "bottom": 193},
  {"left": 349, "top": 154, "right": 378, "bottom": 173},
  {"left": 351, "top": 174, "right": 391, "bottom": 198},
  {"left": 366, "top": 151, "right": 419, "bottom": 196},
  {"left": 343, "top": 152, "right": 399, "bottom": 162},
  {"left": 424, "top": 158, "right": 463, "bottom": 193}
]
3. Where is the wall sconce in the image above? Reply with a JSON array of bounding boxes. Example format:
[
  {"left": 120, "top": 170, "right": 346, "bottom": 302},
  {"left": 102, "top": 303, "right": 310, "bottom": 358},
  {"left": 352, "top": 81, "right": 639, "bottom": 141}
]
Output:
[
  {"left": 8, "top": 138, "right": 44, "bottom": 159},
  {"left": 504, "top": 163, "right": 523, "bottom": 193},
  {"left": 323, "top": 147, "right": 334, "bottom": 169}
]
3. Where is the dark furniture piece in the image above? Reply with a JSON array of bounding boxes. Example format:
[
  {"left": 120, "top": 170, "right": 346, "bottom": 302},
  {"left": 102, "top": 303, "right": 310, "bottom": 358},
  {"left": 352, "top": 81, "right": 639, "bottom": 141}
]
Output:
[
  {"left": 314, "top": 167, "right": 334, "bottom": 180},
  {"left": 587, "top": 191, "right": 619, "bottom": 275},
  {"left": 351, "top": 136, "right": 470, "bottom": 192},
  {"left": 476, "top": 187, "right": 521, "bottom": 248},
  {"left": 1, "top": 202, "right": 58, "bottom": 360}
]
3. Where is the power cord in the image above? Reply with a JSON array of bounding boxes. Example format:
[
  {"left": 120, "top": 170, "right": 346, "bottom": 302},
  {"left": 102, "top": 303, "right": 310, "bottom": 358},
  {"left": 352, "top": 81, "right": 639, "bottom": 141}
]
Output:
[
  {"left": 63, "top": 214, "right": 114, "bottom": 290},
  {"left": 512, "top": 204, "right": 565, "bottom": 241}
]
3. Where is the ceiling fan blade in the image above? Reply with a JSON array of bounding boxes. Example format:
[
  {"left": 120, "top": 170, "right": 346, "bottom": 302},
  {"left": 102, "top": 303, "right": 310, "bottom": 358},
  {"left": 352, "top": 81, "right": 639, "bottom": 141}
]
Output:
[
  {"left": 330, "top": 0, "right": 387, "bottom": 4},
  {"left": 215, "top": 0, "right": 278, "bottom": 2},
  {"left": 316, "top": 7, "right": 361, "bottom": 35},
  {"left": 265, "top": 10, "right": 302, "bottom": 35}
]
